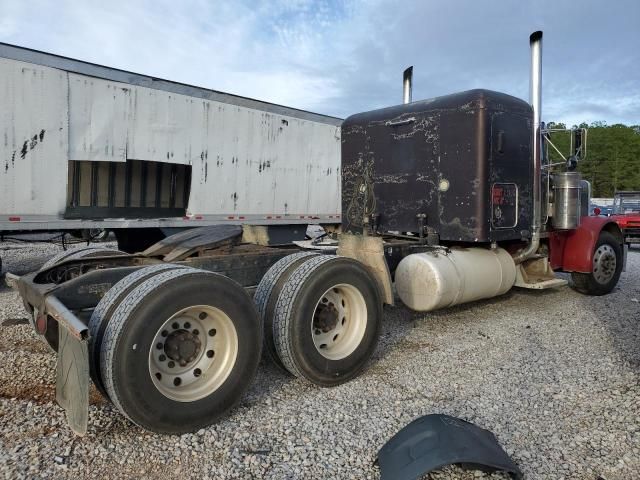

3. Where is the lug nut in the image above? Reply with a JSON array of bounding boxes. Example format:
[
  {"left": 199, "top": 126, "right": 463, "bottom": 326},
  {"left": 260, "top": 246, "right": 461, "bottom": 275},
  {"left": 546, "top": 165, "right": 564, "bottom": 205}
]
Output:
[
  {"left": 168, "top": 361, "right": 175, "bottom": 368},
  {"left": 206, "top": 350, "right": 214, "bottom": 358},
  {"left": 208, "top": 329, "right": 216, "bottom": 337},
  {"left": 159, "top": 354, "right": 166, "bottom": 361},
  {"left": 184, "top": 322, "right": 191, "bottom": 329},
  {"left": 199, "top": 312, "right": 207, "bottom": 320},
  {"left": 161, "top": 330, "right": 168, "bottom": 337},
  {"left": 194, "top": 368, "right": 201, "bottom": 377},
  {"left": 172, "top": 322, "right": 179, "bottom": 329},
  {"left": 156, "top": 342, "right": 163, "bottom": 350},
  {"left": 174, "top": 377, "right": 181, "bottom": 386}
]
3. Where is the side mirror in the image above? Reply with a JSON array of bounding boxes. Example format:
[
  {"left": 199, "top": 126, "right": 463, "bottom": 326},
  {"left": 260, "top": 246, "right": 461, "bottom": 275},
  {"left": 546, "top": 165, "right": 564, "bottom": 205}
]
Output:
[{"left": 571, "top": 128, "right": 587, "bottom": 160}]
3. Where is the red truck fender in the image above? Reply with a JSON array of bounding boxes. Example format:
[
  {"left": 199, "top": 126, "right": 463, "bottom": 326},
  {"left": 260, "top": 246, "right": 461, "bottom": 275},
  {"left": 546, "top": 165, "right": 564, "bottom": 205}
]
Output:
[{"left": 549, "top": 216, "right": 624, "bottom": 273}]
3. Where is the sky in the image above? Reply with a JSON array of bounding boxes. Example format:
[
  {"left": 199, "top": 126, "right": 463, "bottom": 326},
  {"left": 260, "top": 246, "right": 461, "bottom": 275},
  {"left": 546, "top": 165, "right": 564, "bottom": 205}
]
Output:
[{"left": 0, "top": 0, "right": 638, "bottom": 126}]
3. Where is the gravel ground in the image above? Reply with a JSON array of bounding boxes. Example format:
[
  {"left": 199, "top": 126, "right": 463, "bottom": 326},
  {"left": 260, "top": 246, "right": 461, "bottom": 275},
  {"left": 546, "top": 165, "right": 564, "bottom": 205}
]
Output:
[{"left": 0, "top": 242, "right": 638, "bottom": 480}]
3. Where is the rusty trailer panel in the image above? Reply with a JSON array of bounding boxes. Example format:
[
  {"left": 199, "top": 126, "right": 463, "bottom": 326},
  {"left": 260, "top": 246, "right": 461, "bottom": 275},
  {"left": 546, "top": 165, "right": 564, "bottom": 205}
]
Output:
[
  {"left": 0, "top": 57, "right": 69, "bottom": 216},
  {"left": 0, "top": 43, "right": 342, "bottom": 230}
]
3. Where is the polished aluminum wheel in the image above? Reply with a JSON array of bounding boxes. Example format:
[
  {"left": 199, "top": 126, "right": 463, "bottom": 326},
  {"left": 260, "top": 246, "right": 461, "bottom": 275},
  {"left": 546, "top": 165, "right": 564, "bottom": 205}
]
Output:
[
  {"left": 311, "top": 284, "right": 367, "bottom": 361},
  {"left": 149, "top": 305, "right": 238, "bottom": 402},
  {"left": 592, "top": 244, "right": 617, "bottom": 285}
]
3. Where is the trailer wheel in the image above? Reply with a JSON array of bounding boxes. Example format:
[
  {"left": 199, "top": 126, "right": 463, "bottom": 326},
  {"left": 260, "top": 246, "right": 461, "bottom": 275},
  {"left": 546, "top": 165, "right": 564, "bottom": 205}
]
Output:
[
  {"left": 40, "top": 246, "right": 125, "bottom": 271},
  {"left": 88, "top": 264, "right": 189, "bottom": 400},
  {"left": 100, "top": 269, "right": 261, "bottom": 434},
  {"left": 272, "top": 255, "right": 382, "bottom": 386},
  {"left": 254, "top": 252, "right": 319, "bottom": 371},
  {"left": 571, "top": 231, "right": 623, "bottom": 296}
]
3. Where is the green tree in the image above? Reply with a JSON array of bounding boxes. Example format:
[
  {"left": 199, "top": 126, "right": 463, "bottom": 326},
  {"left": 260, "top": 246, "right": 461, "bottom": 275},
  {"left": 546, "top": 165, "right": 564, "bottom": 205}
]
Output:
[{"left": 545, "top": 122, "right": 640, "bottom": 197}]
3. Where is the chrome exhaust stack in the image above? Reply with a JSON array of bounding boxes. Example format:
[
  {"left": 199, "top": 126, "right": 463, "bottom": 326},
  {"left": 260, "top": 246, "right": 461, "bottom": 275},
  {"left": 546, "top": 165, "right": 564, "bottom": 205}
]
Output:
[
  {"left": 403, "top": 66, "right": 413, "bottom": 104},
  {"left": 513, "top": 31, "right": 543, "bottom": 264}
]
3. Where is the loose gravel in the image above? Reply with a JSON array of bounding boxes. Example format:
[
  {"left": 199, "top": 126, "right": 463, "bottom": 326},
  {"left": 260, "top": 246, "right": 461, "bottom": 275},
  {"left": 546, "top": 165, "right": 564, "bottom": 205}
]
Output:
[{"left": 0, "top": 242, "right": 638, "bottom": 479}]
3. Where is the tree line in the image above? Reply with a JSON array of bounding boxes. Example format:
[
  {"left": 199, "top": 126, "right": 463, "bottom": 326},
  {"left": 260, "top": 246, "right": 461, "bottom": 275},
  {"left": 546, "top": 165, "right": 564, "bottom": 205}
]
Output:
[{"left": 545, "top": 122, "right": 640, "bottom": 197}]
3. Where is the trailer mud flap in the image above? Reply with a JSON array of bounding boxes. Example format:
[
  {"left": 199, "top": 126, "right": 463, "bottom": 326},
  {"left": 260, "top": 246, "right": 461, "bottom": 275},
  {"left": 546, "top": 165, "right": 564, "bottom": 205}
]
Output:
[{"left": 56, "top": 326, "right": 89, "bottom": 436}]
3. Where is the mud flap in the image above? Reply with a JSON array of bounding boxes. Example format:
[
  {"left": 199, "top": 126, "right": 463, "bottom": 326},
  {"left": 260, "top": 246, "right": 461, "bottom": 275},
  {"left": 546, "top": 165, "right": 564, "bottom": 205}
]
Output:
[
  {"left": 56, "top": 325, "right": 89, "bottom": 436},
  {"left": 376, "top": 414, "right": 522, "bottom": 479}
]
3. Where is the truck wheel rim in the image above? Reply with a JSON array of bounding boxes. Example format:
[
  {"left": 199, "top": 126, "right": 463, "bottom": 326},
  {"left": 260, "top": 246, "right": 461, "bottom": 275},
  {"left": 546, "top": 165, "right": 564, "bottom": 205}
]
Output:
[
  {"left": 593, "top": 244, "right": 617, "bottom": 284},
  {"left": 149, "top": 305, "right": 238, "bottom": 402},
  {"left": 311, "top": 284, "right": 367, "bottom": 360}
]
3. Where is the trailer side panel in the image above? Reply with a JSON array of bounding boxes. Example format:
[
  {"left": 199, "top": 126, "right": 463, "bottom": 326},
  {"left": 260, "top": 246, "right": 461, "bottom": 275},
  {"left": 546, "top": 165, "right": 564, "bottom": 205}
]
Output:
[{"left": 0, "top": 45, "right": 341, "bottom": 230}]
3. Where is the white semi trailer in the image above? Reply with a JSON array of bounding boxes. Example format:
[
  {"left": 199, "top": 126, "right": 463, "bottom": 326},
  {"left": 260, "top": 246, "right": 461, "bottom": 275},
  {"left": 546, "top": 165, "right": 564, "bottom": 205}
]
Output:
[{"left": 0, "top": 43, "right": 342, "bottom": 250}]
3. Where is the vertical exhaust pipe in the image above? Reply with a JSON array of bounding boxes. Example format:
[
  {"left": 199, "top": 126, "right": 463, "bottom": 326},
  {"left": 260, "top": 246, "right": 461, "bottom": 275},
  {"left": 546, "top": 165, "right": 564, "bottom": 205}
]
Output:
[
  {"left": 403, "top": 66, "right": 413, "bottom": 104},
  {"left": 513, "top": 31, "right": 543, "bottom": 264},
  {"left": 530, "top": 31, "right": 542, "bottom": 233}
]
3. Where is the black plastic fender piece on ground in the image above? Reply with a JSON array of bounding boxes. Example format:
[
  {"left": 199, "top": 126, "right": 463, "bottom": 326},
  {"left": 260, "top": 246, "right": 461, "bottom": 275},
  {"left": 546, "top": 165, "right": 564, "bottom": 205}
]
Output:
[{"left": 376, "top": 414, "right": 523, "bottom": 480}]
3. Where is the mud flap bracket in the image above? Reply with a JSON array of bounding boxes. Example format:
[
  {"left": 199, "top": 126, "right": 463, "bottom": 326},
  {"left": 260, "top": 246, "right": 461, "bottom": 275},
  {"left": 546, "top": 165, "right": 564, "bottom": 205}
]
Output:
[{"left": 337, "top": 233, "right": 394, "bottom": 305}]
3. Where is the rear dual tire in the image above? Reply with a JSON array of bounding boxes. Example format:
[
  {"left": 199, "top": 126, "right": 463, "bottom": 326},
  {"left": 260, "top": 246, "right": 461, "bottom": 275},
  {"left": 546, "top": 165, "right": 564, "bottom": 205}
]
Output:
[
  {"left": 88, "top": 264, "right": 188, "bottom": 399},
  {"left": 258, "top": 254, "right": 382, "bottom": 387},
  {"left": 253, "top": 252, "right": 319, "bottom": 371},
  {"left": 94, "top": 268, "right": 261, "bottom": 434}
]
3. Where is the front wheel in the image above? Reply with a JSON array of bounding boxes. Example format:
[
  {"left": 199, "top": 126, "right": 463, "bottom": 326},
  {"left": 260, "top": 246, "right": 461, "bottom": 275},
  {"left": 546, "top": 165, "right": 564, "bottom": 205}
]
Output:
[{"left": 571, "top": 231, "right": 623, "bottom": 296}]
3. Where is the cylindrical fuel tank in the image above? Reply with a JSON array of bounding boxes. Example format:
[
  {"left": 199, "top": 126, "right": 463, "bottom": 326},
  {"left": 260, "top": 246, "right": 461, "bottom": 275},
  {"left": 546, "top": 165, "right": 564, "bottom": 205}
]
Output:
[
  {"left": 551, "top": 172, "right": 582, "bottom": 230},
  {"left": 395, "top": 247, "right": 517, "bottom": 312}
]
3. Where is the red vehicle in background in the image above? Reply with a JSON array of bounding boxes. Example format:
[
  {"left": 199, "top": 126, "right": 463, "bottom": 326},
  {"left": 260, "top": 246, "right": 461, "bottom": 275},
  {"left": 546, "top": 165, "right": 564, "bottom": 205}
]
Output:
[{"left": 605, "top": 191, "right": 640, "bottom": 245}]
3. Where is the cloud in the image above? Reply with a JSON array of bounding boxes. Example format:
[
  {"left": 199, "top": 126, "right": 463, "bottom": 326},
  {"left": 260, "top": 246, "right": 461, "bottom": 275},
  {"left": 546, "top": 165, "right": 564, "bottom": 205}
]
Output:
[{"left": 0, "top": 0, "right": 638, "bottom": 125}]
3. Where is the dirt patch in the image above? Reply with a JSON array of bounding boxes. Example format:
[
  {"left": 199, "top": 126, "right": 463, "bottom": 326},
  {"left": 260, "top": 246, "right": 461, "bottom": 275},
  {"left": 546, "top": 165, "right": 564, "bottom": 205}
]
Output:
[
  {"left": 0, "top": 381, "right": 107, "bottom": 406},
  {"left": 0, "top": 382, "right": 56, "bottom": 403},
  {"left": 89, "top": 385, "right": 107, "bottom": 406},
  {"left": 0, "top": 336, "right": 50, "bottom": 354},
  {"left": 395, "top": 338, "right": 439, "bottom": 353},
  {"left": 2, "top": 423, "right": 59, "bottom": 440}
]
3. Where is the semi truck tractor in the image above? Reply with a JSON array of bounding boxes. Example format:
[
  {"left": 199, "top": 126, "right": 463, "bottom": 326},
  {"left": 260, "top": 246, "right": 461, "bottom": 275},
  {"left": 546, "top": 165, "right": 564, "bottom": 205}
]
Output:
[{"left": 6, "top": 31, "right": 625, "bottom": 435}]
